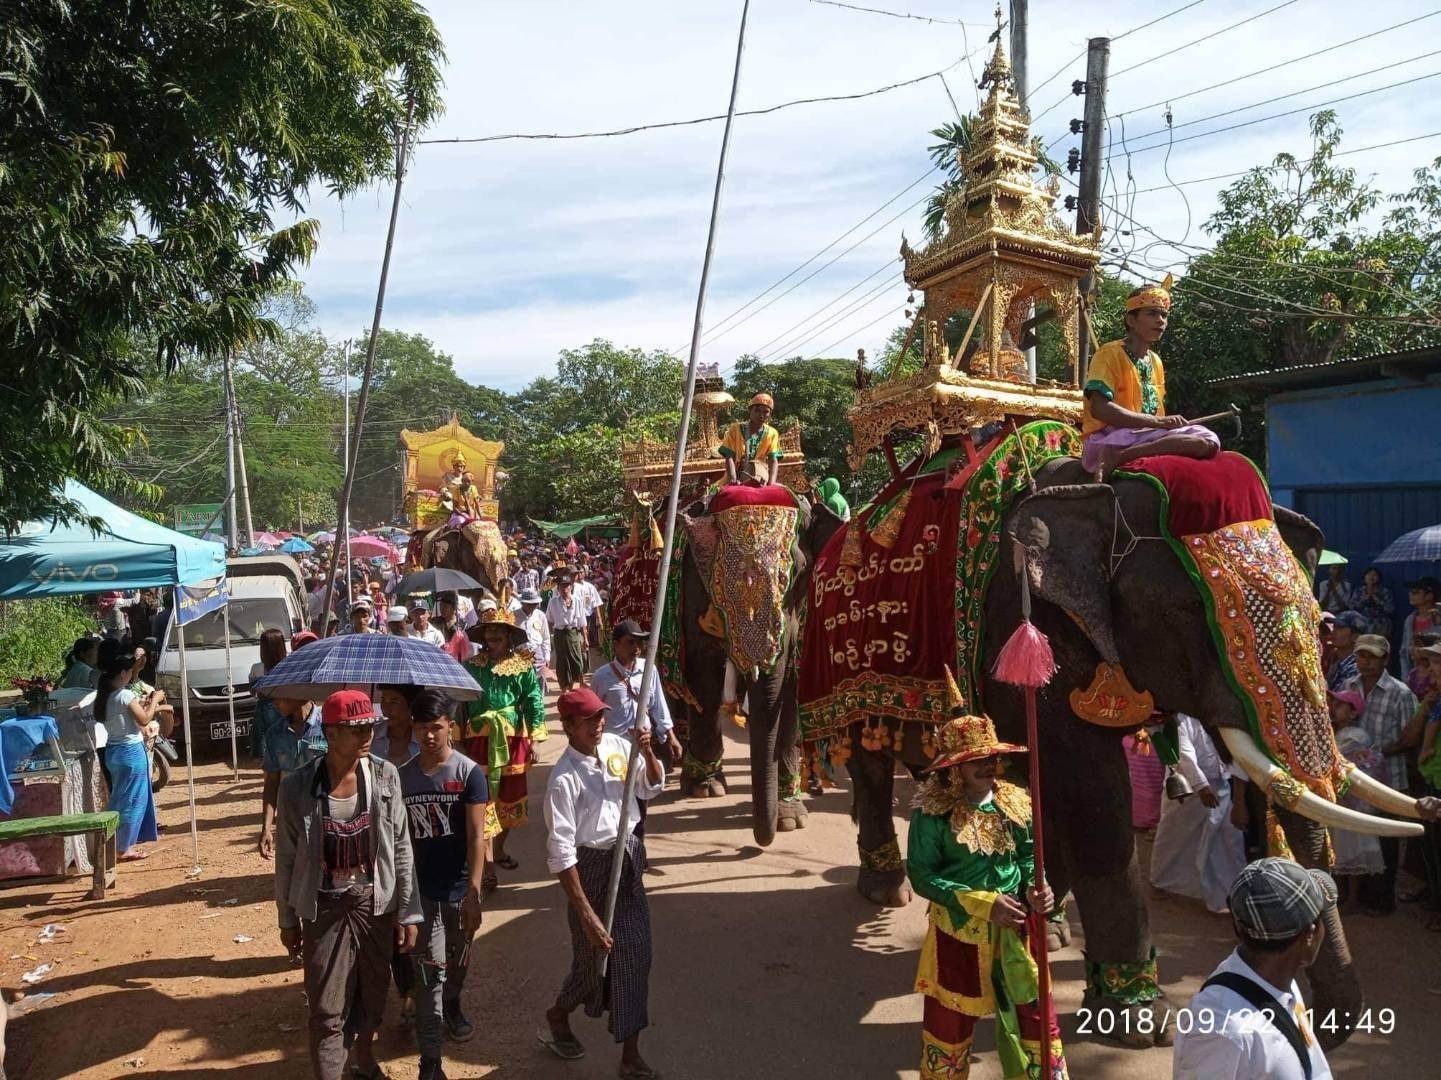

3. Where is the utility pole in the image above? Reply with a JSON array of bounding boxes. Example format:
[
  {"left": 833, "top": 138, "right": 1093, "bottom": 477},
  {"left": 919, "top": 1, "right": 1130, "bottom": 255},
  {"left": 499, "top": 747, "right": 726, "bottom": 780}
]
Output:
[
  {"left": 1074, "top": 37, "right": 1110, "bottom": 385},
  {"left": 222, "top": 351, "right": 238, "bottom": 551},
  {"left": 231, "top": 357, "right": 255, "bottom": 547}
]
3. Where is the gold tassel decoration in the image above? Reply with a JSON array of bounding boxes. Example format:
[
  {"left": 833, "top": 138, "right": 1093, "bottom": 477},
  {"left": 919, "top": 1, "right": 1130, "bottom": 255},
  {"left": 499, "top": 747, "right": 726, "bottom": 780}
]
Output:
[
  {"left": 870, "top": 487, "right": 912, "bottom": 549},
  {"left": 649, "top": 512, "right": 664, "bottom": 551},
  {"left": 839, "top": 519, "right": 863, "bottom": 567}
]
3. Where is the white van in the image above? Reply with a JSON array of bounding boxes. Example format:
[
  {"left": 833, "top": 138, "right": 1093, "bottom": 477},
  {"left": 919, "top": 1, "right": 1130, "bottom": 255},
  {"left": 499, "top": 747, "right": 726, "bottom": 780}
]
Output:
[{"left": 156, "top": 554, "right": 307, "bottom": 748}]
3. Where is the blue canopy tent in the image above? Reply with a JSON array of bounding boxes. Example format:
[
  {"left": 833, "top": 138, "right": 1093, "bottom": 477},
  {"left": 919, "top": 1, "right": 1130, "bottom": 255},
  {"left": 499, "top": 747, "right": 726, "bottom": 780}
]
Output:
[
  {"left": 0, "top": 480, "right": 225, "bottom": 597},
  {"left": 0, "top": 481, "right": 228, "bottom": 871}
]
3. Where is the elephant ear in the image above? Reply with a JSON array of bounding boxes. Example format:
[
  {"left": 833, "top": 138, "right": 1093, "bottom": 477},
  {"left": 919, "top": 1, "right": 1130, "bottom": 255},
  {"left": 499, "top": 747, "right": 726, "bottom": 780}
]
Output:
[
  {"left": 1006, "top": 483, "right": 1121, "bottom": 664},
  {"left": 1273, "top": 505, "right": 1325, "bottom": 580}
]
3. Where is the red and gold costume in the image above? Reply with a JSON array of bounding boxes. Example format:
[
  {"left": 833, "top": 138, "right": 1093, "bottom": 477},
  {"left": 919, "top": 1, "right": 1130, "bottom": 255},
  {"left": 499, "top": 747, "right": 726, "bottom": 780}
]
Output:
[{"left": 907, "top": 711, "right": 1067, "bottom": 1079}]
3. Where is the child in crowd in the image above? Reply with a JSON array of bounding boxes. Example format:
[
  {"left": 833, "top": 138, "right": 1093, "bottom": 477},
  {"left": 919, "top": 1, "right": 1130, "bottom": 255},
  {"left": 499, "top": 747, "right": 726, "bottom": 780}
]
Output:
[{"left": 1328, "top": 689, "right": 1385, "bottom": 898}]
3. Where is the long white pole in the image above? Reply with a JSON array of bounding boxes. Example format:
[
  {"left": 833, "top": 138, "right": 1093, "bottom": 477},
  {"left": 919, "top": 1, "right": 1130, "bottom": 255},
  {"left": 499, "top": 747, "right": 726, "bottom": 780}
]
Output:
[
  {"left": 342, "top": 340, "right": 352, "bottom": 593},
  {"left": 173, "top": 587, "right": 201, "bottom": 872},
  {"left": 598, "top": 0, "right": 752, "bottom": 974}
]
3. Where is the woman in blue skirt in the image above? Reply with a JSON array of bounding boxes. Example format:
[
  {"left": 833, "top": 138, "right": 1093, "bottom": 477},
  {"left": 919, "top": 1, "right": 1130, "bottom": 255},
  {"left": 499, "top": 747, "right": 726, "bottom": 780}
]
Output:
[{"left": 99, "top": 652, "right": 164, "bottom": 861}]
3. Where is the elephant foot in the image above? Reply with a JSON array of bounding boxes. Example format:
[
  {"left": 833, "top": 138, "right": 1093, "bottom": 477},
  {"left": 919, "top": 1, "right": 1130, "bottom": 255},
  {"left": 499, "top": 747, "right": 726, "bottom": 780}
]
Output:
[
  {"left": 1079, "top": 992, "right": 1177, "bottom": 1049},
  {"left": 857, "top": 866, "right": 911, "bottom": 908},
  {"left": 1045, "top": 917, "right": 1072, "bottom": 953},
  {"left": 776, "top": 799, "right": 808, "bottom": 833},
  {"left": 681, "top": 773, "right": 727, "bottom": 799}
]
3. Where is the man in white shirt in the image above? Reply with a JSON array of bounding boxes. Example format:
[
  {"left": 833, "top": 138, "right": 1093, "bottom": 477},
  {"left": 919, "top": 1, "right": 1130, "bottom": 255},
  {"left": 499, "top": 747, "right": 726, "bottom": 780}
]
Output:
[
  {"left": 407, "top": 599, "right": 446, "bottom": 648},
  {"left": 546, "top": 574, "right": 589, "bottom": 692},
  {"left": 517, "top": 589, "right": 551, "bottom": 687},
  {"left": 542, "top": 687, "right": 664, "bottom": 1078},
  {"left": 1173, "top": 858, "right": 1337, "bottom": 1079}
]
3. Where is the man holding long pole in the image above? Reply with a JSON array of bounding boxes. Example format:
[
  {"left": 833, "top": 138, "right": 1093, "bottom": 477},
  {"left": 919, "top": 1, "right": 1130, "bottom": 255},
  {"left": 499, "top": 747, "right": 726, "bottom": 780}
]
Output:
[{"left": 541, "top": 687, "right": 664, "bottom": 1078}]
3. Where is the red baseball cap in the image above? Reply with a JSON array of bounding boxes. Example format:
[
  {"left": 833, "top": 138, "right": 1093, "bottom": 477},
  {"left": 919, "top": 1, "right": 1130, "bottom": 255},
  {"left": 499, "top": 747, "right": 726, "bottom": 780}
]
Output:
[
  {"left": 291, "top": 630, "right": 319, "bottom": 651},
  {"left": 322, "top": 689, "right": 378, "bottom": 727},
  {"left": 557, "top": 687, "right": 608, "bottom": 722}
]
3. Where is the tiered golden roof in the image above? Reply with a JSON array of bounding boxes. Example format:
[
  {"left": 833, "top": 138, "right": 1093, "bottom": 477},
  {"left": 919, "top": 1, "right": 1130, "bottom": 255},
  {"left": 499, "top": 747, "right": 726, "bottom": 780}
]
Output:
[
  {"left": 848, "top": 33, "right": 1100, "bottom": 469},
  {"left": 621, "top": 370, "right": 806, "bottom": 500}
]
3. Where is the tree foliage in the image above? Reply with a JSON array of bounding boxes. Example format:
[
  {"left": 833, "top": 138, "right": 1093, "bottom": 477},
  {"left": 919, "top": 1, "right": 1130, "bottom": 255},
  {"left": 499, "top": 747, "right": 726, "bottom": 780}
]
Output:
[{"left": 0, "top": 0, "right": 444, "bottom": 530}]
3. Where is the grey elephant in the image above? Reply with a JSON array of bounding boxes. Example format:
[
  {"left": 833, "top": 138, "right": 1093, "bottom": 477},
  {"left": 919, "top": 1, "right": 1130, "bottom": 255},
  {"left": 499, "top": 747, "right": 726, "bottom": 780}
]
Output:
[
  {"left": 665, "top": 491, "right": 846, "bottom": 847},
  {"left": 821, "top": 454, "right": 1421, "bottom": 1049}
]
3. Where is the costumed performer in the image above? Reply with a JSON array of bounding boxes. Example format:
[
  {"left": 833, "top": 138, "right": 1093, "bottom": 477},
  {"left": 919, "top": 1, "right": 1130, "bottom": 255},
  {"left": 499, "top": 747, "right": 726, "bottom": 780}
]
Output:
[
  {"left": 907, "top": 700, "right": 1066, "bottom": 1079},
  {"left": 718, "top": 392, "right": 782, "bottom": 486},
  {"left": 1081, "top": 275, "right": 1220, "bottom": 475},
  {"left": 460, "top": 609, "right": 544, "bottom": 890}
]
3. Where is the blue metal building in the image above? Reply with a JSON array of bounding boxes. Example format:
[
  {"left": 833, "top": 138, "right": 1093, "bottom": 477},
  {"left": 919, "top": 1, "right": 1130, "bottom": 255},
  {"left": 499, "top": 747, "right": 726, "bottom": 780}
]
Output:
[{"left": 1215, "top": 346, "right": 1441, "bottom": 643}]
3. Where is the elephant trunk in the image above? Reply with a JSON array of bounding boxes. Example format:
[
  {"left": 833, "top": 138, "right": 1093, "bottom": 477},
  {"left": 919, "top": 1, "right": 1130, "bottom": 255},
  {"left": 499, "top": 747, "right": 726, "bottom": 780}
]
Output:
[{"left": 1277, "top": 809, "right": 1363, "bottom": 1050}]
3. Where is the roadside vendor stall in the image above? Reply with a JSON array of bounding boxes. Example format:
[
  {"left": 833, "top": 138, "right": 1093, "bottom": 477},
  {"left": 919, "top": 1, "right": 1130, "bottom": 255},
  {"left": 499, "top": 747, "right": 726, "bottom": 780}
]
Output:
[{"left": 0, "top": 481, "right": 227, "bottom": 880}]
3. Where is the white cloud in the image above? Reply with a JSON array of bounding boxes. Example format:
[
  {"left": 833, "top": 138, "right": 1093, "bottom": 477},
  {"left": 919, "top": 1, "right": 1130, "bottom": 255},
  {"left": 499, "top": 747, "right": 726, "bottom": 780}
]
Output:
[{"left": 299, "top": 0, "right": 1441, "bottom": 386}]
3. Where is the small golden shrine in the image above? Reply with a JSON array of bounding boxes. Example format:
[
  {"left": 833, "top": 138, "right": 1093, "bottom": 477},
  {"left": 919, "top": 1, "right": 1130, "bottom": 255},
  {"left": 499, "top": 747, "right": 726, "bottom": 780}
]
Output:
[
  {"left": 399, "top": 412, "right": 505, "bottom": 529},
  {"left": 620, "top": 366, "right": 806, "bottom": 501},
  {"left": 847, "top": 32, "right": 1100, "bottom": 470}
]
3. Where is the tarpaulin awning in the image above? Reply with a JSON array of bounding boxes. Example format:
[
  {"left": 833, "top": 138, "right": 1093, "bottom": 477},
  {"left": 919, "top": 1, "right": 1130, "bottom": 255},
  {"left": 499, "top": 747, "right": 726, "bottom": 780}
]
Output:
[
  {"left": 0, "top": 480, "right": 227, "bottom": 597},
  {"left": 529, "top": 514, "right": 625, "bottom": 540}
]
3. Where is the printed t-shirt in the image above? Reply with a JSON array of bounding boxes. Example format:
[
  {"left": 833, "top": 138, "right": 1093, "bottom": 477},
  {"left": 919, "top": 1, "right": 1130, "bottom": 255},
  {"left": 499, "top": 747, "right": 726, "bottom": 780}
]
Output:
[{"left": 399, "top": 751, "right": 490, "bottom": 901}]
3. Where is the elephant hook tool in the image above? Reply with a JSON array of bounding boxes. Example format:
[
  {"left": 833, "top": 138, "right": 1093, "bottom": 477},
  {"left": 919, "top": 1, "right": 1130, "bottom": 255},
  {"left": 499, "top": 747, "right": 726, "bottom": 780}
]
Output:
[{"left": 1189, "top": 402, "right": 1243, "bottom": 441}]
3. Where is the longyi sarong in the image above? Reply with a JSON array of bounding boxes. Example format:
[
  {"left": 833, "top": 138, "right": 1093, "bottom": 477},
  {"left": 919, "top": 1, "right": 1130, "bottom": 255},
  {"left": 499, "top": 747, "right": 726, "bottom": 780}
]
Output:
[
  {"left": 303, "top": 885, "right": 392, "bottom": 1080},
  {"left": 105, "top": 740, "right": 157, "bottom": 854},
  {"left": 556, "top": 835, "right": 652, "bottom": 1042},
  {"left": 553, "top": 627, "right": 586, "bottom": 687}
]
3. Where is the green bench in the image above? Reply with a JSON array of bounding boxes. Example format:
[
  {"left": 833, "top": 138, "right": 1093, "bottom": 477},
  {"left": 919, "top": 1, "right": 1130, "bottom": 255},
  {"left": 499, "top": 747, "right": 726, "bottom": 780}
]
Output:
[{"left": 0, "top": 811, "right": 119, "bottom": 899}]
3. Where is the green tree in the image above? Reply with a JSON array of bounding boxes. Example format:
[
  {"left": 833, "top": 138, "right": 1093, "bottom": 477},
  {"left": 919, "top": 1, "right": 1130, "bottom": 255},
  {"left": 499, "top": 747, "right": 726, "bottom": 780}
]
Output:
[
  {"left": 729, "top": 354, "right": 858, "bottom": 485},
  {"left": 1, "top": 0, "right": 444, "bottom": 530}
]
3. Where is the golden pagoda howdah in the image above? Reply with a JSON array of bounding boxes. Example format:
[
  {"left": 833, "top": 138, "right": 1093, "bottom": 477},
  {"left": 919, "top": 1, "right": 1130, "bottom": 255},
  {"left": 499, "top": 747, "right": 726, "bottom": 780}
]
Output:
[
  {"left": 399, "top": 412, "right": 505, "bottom": 529},
  {"left": 847, "top": 34, "right": 1100, "bottom": 470}
]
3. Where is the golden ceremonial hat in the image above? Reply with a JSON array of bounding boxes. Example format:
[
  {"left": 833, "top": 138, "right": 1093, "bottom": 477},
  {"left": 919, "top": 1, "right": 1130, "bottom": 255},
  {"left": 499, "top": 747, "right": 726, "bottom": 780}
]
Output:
[
  {"left": 1125, "top": 273, "right": 1174, "bottom": 313},
  {"left": 924, "top": 666, "right": 1026, "bottom": 770}
]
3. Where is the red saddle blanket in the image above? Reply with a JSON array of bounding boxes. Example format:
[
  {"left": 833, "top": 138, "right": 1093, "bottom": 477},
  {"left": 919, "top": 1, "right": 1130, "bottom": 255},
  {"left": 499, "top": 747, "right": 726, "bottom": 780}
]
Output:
[
  {"left": 1119, "top": 451, "right": 1272, "bottom": 535},
  {"left": 709, "top": 483, "right": 797, "bottom": 513}
]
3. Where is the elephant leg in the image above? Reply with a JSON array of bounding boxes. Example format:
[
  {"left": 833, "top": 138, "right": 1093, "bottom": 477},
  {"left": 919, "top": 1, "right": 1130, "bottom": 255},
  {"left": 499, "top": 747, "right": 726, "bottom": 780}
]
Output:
[
  {"left": 775, "top": 673, "right": 807, "bottom": 834},
  {"left": 846, "top": 736, "right": 910, "bottom": 907},
  {"left": 1061, "top": 729, "right": 1174, "bottom": 1049},
  {"left": 1277, "top": 808, "right": 1362, "bottom": 1050},
  {"left": 680, "top": 696, "right": 726, "bottom": 798}
]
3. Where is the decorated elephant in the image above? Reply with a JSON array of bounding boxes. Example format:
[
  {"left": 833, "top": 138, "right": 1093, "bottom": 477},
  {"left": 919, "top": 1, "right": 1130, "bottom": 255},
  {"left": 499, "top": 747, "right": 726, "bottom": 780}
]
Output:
[
  {"left": 411, "top": 518, "right": 510, "bottom": 596},
  {"left": 614, "top": 485, "right": 844, "bottom": 847},
  {"left": 799, "top": 419, "right": 1422, "bottom": 1048}
]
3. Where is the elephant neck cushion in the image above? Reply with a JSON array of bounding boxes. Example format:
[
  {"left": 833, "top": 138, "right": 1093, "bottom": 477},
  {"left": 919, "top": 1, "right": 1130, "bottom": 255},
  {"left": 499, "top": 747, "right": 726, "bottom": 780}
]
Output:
[
  {"left": 1116, "top": 451, "right": 1272, "bottom": 536},
  {"left": 709, "top": 483, "right": 797, "bottom": 513}
]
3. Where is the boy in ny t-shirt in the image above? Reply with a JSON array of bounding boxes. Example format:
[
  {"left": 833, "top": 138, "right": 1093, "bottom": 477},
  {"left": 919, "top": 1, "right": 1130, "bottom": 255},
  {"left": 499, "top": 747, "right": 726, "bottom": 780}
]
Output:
[{"left": 399, "top": 690, "right": 496, "bottom": 1080}]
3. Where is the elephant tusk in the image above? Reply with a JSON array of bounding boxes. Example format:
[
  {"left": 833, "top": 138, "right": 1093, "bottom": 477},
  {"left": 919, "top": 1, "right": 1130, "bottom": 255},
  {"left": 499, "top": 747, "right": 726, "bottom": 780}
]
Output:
[
  {"left": 1218, "top": 729, "right": 1423, "bottom": 839},
  {"left": 1343, "top": 767, "right": 1423, "bottom": 819}
]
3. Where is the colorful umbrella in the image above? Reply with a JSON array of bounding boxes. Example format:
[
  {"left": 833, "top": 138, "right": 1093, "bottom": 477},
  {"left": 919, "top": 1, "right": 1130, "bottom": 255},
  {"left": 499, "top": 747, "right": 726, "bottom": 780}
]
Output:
[
  {"left": 280, "top": 536, "right": 315, "bottom": 554},
  {"left": 253, "top": 632, "right": 483, "bottom": 700},
  {"left": 309, "top": 531, "right": 337, "bottom": 543},
  {"left": 253, "top": 531, "right": 283, "bottom": 548},
  {"left": 349, "top": 535, "right": 399, "bottom": 562},
  {"left": 1317, "top": 549, "right": 1347, "bottom": 567},
  {"left": 1375, "top": 524, "right": 1441, "bottom": 564}
]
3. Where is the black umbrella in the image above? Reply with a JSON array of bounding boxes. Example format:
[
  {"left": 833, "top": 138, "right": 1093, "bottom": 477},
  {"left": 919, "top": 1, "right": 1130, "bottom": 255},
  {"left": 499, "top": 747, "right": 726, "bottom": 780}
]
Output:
[{"left": 394, "top": 567, "right": 485, "bottom": 597}]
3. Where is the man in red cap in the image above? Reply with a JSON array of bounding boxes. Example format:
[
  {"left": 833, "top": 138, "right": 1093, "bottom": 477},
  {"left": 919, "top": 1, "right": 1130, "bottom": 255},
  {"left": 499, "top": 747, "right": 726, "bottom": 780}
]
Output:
[
  {"left": 541, "top": 687, "right": 665, "bottom": 1079},
  {"left": 275, "top": 689, "right": 422, "bottom": 1080},
  {"left": 718, "top": 391, "right": 782, "bottom": 486}
]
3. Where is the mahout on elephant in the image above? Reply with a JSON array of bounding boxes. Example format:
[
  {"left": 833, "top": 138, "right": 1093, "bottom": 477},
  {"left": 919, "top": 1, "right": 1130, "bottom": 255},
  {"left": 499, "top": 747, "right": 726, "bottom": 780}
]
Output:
[{"left": 798, "top": 422, "right": 1423, "bottom": 1050}]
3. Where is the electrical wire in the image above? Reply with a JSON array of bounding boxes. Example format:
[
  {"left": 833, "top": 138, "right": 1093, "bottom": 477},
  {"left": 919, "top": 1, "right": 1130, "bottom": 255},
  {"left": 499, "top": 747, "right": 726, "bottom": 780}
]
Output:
[
  {"left": 1116, "top": 70, "right": 1441, "bottom": 156},
  {"left": 745, "top": 257, "right": 900, "bottom": 360},
  {"left": 1111, "top": 10, "right": 1441, "bottom": 118},
  {"left": 807, "top": 0, "right": 989, "bottom": 26},
  {"left": 1122, "top": 50, "right": 1441, "bottom": 144},
  {"left": 1108, "top": 0, "right": 1301, "bottom": 80},
  {"left": 804, "top": 303, "right": 907, "bottom": 360},
  {"left": 417, "top": 59, "right": 971, "bottom": 145},
  {"left": 758, "top": 270, "right": 904, "bottom": 361}
]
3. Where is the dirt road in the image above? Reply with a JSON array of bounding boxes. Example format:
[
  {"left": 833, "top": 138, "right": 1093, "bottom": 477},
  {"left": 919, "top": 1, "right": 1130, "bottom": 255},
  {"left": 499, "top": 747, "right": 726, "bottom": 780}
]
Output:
[{"left": 4, "top": 709, "right": 1438, "bottom": 1077}]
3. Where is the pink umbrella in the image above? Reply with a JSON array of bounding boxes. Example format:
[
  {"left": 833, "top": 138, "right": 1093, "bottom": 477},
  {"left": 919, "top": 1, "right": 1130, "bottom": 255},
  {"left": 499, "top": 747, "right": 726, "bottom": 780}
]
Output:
[
  {"left": 253, "top": 531, "right": 283, "bottom": 548},
  {"left": 348, "top": 535, "right": 400, "bottom": 563}
]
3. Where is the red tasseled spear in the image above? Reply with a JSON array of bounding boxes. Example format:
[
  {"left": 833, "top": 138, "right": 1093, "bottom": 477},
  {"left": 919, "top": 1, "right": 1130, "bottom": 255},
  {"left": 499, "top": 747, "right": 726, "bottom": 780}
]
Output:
[{"left": 992, "top": 543, "right": 1058, "bottom": 1079}]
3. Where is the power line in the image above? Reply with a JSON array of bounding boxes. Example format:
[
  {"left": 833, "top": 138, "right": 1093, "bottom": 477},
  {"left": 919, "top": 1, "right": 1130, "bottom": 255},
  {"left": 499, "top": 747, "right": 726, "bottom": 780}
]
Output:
[
  {"left": 417, "top": 59, "right": 969, "bottom": 145},
  {"left": 1111, "top": 10, "right": 1441, "bottom": 118},
  {"left": 1108, "top": 0, "right": 1301, "bottom": 80},
  {"left": 804, "top": 303, "right": 907, "bottom": 360},
  {"left": 1123, "top": 50, "right": 1441, "bottom": 144},
  {"left": 742, "top": 257, "right": 899, "bottom": 360},
  {"left": 758, "top": 269, "right": 903, "bottom": 361},
  {"left": 1118, "top": 70, "right": 1441, "bottom": 156},
  {"left": 807, "top": 0, "right": 989, "bottom": 26},
  {"left": 689, "top": 168, "right": 936, "bottom": 351}
]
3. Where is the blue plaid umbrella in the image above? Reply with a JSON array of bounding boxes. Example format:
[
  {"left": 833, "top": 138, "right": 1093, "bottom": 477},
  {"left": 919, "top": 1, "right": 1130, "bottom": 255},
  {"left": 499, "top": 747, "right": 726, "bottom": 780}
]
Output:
[
  {"left": 253, "top": 633, "right": 482, "bottom": 700},
  {"left": 1375, "top": 524, "right": 1441, "bottom": 564}
]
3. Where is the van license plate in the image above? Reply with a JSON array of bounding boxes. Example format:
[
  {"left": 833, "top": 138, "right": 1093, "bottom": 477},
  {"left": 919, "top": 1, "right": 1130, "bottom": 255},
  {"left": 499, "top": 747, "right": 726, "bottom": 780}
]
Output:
[{"left": 210, "top": 720, "right": 250, "bottom": 739}]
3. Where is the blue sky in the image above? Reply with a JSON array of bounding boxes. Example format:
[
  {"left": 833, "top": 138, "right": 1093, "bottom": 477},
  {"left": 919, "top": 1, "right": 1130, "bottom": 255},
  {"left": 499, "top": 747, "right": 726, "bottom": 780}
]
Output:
[{"left": 296, "top": 0, "right": 1441, "bottom": 391}]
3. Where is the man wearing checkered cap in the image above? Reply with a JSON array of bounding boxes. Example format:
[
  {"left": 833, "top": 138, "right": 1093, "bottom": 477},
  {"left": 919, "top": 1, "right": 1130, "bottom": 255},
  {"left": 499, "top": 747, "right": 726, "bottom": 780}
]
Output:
[{"left": 1173, "top": 858, "right": 1336, "bottom": 1078}]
